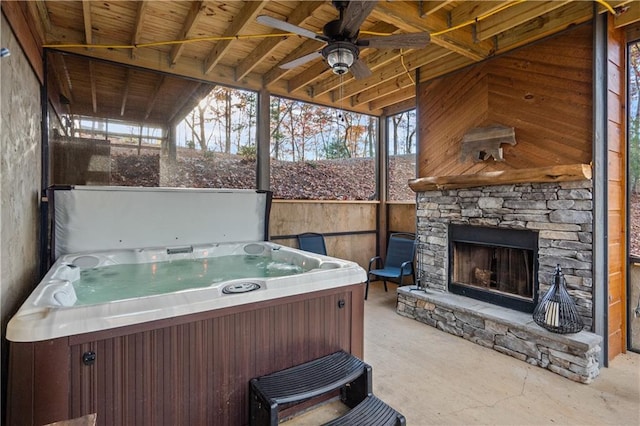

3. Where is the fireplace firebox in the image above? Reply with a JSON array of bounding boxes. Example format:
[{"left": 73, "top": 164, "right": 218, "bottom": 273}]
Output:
[{"left": 448, "top": 225, "right": 539, "bottom": 313}]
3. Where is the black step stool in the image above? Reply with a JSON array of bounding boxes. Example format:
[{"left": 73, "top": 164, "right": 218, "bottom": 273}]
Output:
[
  {"left": 323, "top": 394, "right": 406, "bottom": 426},
  {"left": 249, "top": 351, "right": 372, "bottom": 425}
]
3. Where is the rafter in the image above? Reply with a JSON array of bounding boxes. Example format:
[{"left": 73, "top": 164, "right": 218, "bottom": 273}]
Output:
[
  {"left": 494, "top": 1, "right": 592, "bottom": 52},
  {"left": 145, "top": 75, "right": 166, "bottom": 120},
  {"left": 476, "top": 1, "right": 571, "bottom": 41},
  {"left": 353, "top": 74, "right": 416, "bottom": 107},
  {"left": 613, "top": 0, "right": 640, "bottom": 27},
  {"left": 368, "top": 86, "right": 416, "bottom": 111},
  {"left": 370, "top": 2, "right": 494, "bottom": 61},
  {"left": 420, "top": 1, "right": 454, "bottom": 17},
  {"left": 168, "top": 83, "right": 215, "bottom": 124},
  {"left": 331, "top": 45, "right": 452, "bottom": 102},
  {"left": 417, "top": 54, "right": 475, "bottom": 83},
  {"left": 449, "top": 1, "right": 514, "bottom": 28},
  {"left": 170, "top": 1, "right": 206, "bottom": 66},
  {"left": 120, "top": 68, "right": 133, "bottom": 116},
  {"left": 89, "top": 60, "right": 97, "bottom": 113},
  {"left": 262, "top": 39, "right": 323, "bottom": 87},
  {"left": 25, "top": 0, "right": 51, "bottom": 41},
  {"left": 82, "top": 0, "right": 92, "bottom": 46},
  {"left": 51, "top": 53, "right": 74, "bottom": 104},
  {"left": 203, "top": 1, "right": 266, "bottom": 74},
  {"left": 131, "top": 0, "right": 150, "bottom": 58},
  {"left": 236, "top": 1, "right": 325, "bottom": 82},
  {"left": 383, "top": 97, "right": 417, "bottom": 117},
  {"left": 288, "top": 61, "right": 332, "bottom": 94}
]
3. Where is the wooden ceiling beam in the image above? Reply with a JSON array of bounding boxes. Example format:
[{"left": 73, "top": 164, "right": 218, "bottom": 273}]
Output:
[
  {"left": 51, "top": 53, "right": 74, "bottom": 104},
  {"left": 170, "top": 1, "right": 207, "bottom": 66},
  {"left": 203, "top": 1, "right": 266, "bottom": 74},
  {"left": 25, "top": 0, "right": 50, "bottom": 41},
  {"left": 494, "top": 2, "right": 592, "bottom": 53},
  {"left": 614, "top": 1, "right": 640, "bottom": 28},
  {"left": 168, "top": 83, "right": 215, "bottom": 124},
  {"left": 476, "top": 1, "right": 572, "bottom": 41},
  {"left": 236, "top": 0, "right": 325, "bottom": 81},
  {"left": 420, "top": 1, "right": 454, "bottom": 17},
  {"left": 120, "top": 68, "right": 133, "bottom": 117},
  {"left": 262, "top": 39, "right": 323, "bottom": 87},
  {"left": 353, "top": 75, "right": 416, "bottom": 107},
  {"left": 367, "top": 85, "right": 416, "bottom": 111},
  {"left": 288, "top": 62, "right": 332, "bottom": 94},
  {"left": 47, "top": 26, "right": 265, "bottom": 91},
  {"left": 89, "top": 60, "right": 97, "bottom": 113},
  {"left": 131, "top": 0, "right": 149, "bottom": 58},
  {"left": 370, "top": 2, "right": 493, "bottom": 61},
  {"left": 417, "top": 54, "right": 474, "bottom": 83},
  {"left": 382, "top": 97, "right": 417, "bottom": 117},
  {"left": 82, "top": 0, "right": 92, "bottom": 46},
  {"left": 448, "top": 1, "right": 513, "bottom": 28},
  {"left": 331, "top": 45, "right": 451, "bottom": 102},
  {"left": 144, "top": 75, "right": 166, "bottom": 120}
]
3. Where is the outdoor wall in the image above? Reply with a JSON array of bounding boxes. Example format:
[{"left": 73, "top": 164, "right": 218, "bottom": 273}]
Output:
[
  {"left": 388, "top": 202, "right": 416, "bottom": 234},
  {"left": 0, "top": 11, "right": 42, "bottom": 417},
  {"left": 270, "top": 200, "right": 377, "bottom": 269},
  {"left": 417, "top": 23, "right": 593, "bottom": 178}
]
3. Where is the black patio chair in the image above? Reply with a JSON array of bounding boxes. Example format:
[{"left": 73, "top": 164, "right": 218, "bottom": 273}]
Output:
[
  {"left": 366, "top": 233, "right": 416, "bottom": 300},
  {"left": 296, "top": 232, "right": 327, "bottom": 255}
]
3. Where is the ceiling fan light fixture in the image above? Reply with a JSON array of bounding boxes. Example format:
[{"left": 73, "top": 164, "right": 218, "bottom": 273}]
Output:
[{"left": 323, "top": 43, "right": 357, "bottom": 75}]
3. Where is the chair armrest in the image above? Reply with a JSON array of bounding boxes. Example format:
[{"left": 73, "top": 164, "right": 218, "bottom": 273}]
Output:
[
  {"left": 399, "top": 260, "right": 414, "bottom": 285},
  {"left": 368, "top": 256, "right": 382, "bottom": 272},
  {"left": 399, "top": 260, "right": 413, "bottom": 273}
]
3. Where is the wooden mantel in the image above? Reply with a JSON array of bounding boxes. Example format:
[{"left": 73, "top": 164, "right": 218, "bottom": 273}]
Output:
[{"left": 409, "top": 164, "right": 592, "bottom": 192}]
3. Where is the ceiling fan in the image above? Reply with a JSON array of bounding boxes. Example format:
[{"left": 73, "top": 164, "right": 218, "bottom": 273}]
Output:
[{"left": 256, "top": 0, "right": 430, "bottom": 79}]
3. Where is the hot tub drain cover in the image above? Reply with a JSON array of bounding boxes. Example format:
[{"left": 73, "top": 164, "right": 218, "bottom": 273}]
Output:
[{"left": 222, "top": 281, "right": 261, "bottom": 294}]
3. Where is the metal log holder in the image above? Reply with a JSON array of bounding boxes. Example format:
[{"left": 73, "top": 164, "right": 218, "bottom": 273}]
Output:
[
  {"left": 410, "top": 239, "right": 426, "bottom": 293},
  {"left": 533, "top": 265, "right": 584, "bottom": 334}
]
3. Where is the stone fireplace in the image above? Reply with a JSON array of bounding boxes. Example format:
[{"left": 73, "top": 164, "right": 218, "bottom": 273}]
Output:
[{"left": 398, "top": 166, "right": 602, "bottom": 383}]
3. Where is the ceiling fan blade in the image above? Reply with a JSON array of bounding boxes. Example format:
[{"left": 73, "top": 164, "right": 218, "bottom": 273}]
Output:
[
  {"left": 358, "top": 32, "right": 431, "bottom": 49},
  {"left": 279, "top": 51, "right": 323, "bottom": 69},
  {"left": 339, "top": 1, "right": 378, "bottom": 39},
  {"left": 257, "top": 15, "right": 327, "bottom": 42},
  {"left": 350, "top": 58, "right": 372, "bottom": 80}
]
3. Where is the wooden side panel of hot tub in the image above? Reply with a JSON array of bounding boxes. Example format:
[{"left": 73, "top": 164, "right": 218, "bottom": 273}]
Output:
[{"left": 6, "top": 285, "right": 364, "bottom": 426}]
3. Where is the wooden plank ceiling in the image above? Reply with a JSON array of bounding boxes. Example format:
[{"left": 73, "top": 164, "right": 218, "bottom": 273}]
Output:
[{"left": 20, "top": 0, "right": 640, "bottom": 125}]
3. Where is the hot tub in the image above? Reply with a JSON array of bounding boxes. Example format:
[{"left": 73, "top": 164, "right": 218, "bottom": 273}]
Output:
[
  {"left": 6, "top": 187, "right": 366, "bottom": 426},
  {"left": 7, "top": 241, "right": 365, "bottom": 343}
]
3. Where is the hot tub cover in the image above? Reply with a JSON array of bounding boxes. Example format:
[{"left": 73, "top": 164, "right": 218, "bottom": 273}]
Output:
[{"left": 51, "top": 186, "right": 271, "bottom": 260}]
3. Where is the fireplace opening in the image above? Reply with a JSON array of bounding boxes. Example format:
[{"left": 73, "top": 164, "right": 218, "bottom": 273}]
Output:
[{"left": 448, "top": 225, "right": 539, "bottom": 313}]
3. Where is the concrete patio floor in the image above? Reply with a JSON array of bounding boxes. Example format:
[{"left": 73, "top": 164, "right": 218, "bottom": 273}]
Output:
[{"left": 286, "top": 284, "right": 640, "bottom": 425}]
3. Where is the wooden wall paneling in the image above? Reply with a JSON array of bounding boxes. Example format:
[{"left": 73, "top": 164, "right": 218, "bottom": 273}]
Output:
[
  {"left": 1, "top": 2, "right": 44, "bottom": 82},
  {"left": 270, "top": 201, "right": 377, "bottom": 268},
  {"left": 417, "top": 24, "right": 594, "bottom": 179},
  {"left": 387, "top": 203, "right": 417, "bottom": 234},
  {"left": 606, "top": 13, "right": 626, "bottom": 361},
  {"left": 418, "top": 65, "right": 490, "bottom": 177}
]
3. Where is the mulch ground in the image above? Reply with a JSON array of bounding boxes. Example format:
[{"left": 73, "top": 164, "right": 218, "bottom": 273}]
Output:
[{"left": 110, "top": 147, "right": 416, "bottom": 201}]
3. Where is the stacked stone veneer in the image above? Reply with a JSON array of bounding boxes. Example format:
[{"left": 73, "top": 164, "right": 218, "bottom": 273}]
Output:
[
  {"left": 415, "top": 180, "right": 594, "bottom": 328},
  {"left": 399, "top": 179, "right": 603, "bottom": 383}
]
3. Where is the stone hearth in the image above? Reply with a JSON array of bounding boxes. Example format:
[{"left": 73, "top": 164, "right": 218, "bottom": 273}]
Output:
[
  {"left": 403, "top": 167, "right": 602, "bottom": 383},
  {"left": 397, "top": 288, "right": 601, "bottom": 383}
]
